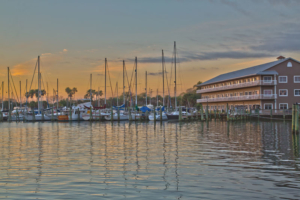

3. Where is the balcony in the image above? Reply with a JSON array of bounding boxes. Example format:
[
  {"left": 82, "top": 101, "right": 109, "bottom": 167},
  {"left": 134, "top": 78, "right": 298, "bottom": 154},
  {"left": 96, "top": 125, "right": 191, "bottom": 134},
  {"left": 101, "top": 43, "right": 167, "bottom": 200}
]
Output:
[
  {"left": 197, "top": 94, "right": 277, "bottom": 103},
  {"left": 197, "top": 80, "right": 277, "bottom": 94}
]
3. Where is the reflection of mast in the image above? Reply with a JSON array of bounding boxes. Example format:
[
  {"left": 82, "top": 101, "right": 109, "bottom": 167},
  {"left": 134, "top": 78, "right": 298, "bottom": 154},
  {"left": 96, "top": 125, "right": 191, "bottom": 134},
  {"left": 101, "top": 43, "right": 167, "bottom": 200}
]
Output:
[
  {"left": 122, "top": 122, "right": 128, "bottom": 190},
  {"left": 35, "top": 124, "right": 44, "bottom": 194},
  {"left": 89, "top": 123, "right": 94, "bottom": 182},
  {"left": 135, "top": 123, "right": 140, "bottom": 183},
  {"left": 163, "top": 123, "right": 170, "bottom": 190},
  {"left": 175, "top": 124, "right": 179, "bottom": 191}
]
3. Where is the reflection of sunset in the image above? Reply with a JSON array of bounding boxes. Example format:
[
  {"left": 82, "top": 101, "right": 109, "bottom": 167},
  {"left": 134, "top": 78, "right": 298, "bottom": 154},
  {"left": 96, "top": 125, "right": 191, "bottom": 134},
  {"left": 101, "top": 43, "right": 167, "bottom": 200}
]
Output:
[{"left": 0, "top": 121, "right": 299, "bottom": 199}]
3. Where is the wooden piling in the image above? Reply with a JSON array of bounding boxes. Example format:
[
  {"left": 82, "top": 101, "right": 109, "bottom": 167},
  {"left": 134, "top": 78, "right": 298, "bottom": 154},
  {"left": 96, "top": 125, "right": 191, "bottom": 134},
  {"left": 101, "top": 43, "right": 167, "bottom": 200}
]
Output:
[
  {"left": 160, "top": 108, "right": 162, "bottom": 122},
  {"left": 0, "top": 111, "right": 2, "bottom": 122},
  {"left": 51, "top": 107, "right": 54, "bottom": 122},
  {"left": 42, "top": 110, "right": 44, "bottom": 121},
  {"left": 99, "top": 109, "right": 101, "bottom": 122},
  {"left": 32, "top": 110, "right": 35, "bottom": 122},
  {"left": 179, "top": 107, "right": 182, "bottom": 121},
  {"left": 69, "top": 108, "right": 72, "bottom": 122},
  {"left": 296, "top": 104, "right": 299, "bottom": 132},
  {"left": 292, "top": 104, "right": 295, "bottom": 131},
  {"left": 78, "top": 108, "right": 80, "bottom": 122},
  {"left": 111, "top": 107, "right": 113, "bottom": 121},
  {"left": 90, "top": 107, "right": 92, "bottom": 122},
  {"left": 205, "top": 106, "right": 208, "bottom": 121},
  {"left": 270, "top": 109, "right": 272, "bottom": 119},
  {"left": 117, "top": 108, "right": 120, "bottom": 121},
  {"left": 129, "top": 108, "right": 132, "bottom": 121},
  {"left": 283, "top": 108, "right": 285, "bottom": 120},
  {"left": 200, "top": 104, "right": 204, "bottom": 121}
]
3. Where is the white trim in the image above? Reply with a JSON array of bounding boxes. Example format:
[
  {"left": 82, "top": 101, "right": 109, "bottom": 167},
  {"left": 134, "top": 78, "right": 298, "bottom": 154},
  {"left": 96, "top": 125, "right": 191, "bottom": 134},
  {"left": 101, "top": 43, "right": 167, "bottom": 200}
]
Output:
[
  {"left": 263, "top": 76, "right": 272, "bottom": 83},
  {"left": 278, "top": 76, "right": 288, "bottom": 83},
  {"left": 294, "top": 89, "right": 300, "bottom": 96},
  {"left": 264, "top": 103, "right": 273, "bottom": 110},
  {"left": 279, "top": 103, "right": 288, "bottom": 109},
  {"left": 279, "top": 89, "right": 288, "bottom": 97},
  {"left": 294, "top": 76, "right": 300, "bottom": 83}
]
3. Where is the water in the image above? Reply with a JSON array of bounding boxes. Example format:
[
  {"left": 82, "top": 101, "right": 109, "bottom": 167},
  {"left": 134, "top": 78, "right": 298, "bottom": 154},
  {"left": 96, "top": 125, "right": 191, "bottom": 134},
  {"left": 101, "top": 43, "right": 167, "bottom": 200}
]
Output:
[{"left": 0, "top": 121, "right": 299, "bottom": 199}]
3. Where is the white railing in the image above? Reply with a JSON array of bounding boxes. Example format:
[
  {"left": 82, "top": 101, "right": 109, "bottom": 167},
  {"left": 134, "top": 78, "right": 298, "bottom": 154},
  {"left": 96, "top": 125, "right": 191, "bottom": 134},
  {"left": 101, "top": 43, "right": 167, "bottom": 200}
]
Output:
[
  {"left": 197, "top": 80, "right": 277, "bottom": 94},
  {"left": 197, "top": 94, "right": 277, "bottom": 103}
]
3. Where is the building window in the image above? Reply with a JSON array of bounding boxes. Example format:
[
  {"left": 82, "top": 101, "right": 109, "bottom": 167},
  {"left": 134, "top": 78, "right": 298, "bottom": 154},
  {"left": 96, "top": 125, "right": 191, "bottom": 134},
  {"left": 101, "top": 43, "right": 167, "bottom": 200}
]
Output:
[
  {"left": 254, "top": 77, "right": 257, "bottom": 81},
  {"left": 279, "top": 76, "right": 287, "bottom": 83},
  {"left": 264, "top": 104, "right": 273, "bottom": 110},
  {"left": 279, "top": 103, "right": 288, "bottom": 109},
  {"left": 279, "top": 89, "right": 288, "bottom": 96},
  {"left": 294, "top": 76, "right": 300, "bottom": 83},
  {"left": 295, "top": 89, "right": 300, "bottom": 96},
  {"left": 264, "top": 90, "right": 272, "bottom": 95},
  {"left": 248, "top": 91, "right": 252, "bottom": 95},
  {"left": 254, "top": 90, "right": 259, "bottom": 95},
  {"left": 240, "top": 92, "right": 243, "bottom": 96},
  {"left": 263, "top": 76, "right": 272, "bottom": 83},
  {"left": 287, "top": 62, "right": 292, "bottom": 67}
]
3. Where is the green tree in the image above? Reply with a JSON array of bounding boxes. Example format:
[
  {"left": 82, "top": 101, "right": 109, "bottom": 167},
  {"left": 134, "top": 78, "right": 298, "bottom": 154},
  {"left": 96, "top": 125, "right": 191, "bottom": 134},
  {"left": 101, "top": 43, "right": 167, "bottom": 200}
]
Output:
[{"left": 84, "top": 89, "right": 96, "bottom": 99}]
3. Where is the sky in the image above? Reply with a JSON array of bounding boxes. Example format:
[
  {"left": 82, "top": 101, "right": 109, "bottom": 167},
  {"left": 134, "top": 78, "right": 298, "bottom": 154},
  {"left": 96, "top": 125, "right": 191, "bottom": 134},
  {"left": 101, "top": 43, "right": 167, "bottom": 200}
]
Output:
[{"left": 1, "top": 0, "right": 300, "bottom": 101}]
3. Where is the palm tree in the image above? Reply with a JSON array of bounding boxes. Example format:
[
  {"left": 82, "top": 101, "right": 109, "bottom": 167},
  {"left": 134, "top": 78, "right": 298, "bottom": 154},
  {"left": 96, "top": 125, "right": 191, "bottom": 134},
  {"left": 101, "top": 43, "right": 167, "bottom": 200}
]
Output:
[
  {"left": 72, "top": 87, "right": 78, "bottom": 99},
  {"left": 84, "top": 89, "right": 96, "bottom": 100}
]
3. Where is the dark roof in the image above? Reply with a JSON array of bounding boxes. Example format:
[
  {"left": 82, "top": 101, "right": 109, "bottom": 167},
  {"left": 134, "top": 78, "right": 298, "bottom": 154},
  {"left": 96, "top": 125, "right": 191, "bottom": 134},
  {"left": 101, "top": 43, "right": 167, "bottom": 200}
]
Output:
[{"left": 199, "top": 58, "right": 297, "bottom": 86}]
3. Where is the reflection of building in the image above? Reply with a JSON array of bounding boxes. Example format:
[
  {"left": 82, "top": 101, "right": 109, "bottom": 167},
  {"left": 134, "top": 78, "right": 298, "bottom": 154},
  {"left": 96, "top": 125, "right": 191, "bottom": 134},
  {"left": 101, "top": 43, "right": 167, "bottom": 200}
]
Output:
[{"left": 197, "top": 57, "right": 300, "bottom": 110}]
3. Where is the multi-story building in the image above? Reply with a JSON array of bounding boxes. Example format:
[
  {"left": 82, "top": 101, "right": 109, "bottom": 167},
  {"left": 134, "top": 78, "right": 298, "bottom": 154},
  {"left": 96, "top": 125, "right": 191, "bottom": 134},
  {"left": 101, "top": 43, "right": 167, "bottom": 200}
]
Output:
[{"left": 197, "top": 57, "right": 300, "bottom": 110}]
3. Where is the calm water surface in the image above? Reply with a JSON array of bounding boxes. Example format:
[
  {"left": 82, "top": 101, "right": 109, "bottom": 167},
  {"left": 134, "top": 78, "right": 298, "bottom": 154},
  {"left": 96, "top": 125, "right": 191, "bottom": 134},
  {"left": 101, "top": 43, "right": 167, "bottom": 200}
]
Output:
[{"left": 0, "top": 121, "right": 299, "bottom": 199}]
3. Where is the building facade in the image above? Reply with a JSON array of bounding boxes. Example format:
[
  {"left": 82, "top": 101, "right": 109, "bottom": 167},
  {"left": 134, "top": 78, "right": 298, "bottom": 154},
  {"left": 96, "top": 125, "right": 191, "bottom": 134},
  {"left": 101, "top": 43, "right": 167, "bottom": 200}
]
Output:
[{"left": 197, "top": 57, "right": 300, "bottom": 110}]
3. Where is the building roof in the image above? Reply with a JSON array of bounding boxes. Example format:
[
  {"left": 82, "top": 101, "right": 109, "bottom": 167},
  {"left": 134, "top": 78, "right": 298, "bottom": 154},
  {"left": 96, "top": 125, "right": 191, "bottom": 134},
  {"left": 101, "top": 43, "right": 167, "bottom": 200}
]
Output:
[{"left": 199, "top": 58, "right": 297, "bottom": 86}]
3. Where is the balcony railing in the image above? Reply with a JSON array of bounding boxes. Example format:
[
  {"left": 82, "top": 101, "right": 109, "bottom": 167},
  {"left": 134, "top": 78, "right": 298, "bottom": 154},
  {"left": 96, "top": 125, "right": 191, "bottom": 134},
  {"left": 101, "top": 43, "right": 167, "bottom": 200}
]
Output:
[
  {"left": 197, "top": 94, "right": 277, "bottom": 103},
  {"left": 197, "top": 80, "right": 277, "bottom": 94}
]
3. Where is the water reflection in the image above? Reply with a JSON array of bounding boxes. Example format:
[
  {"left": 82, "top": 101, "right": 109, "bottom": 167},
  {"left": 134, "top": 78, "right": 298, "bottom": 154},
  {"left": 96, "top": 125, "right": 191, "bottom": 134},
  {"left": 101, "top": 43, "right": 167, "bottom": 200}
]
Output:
[{"left": 0, "top": 121, "right": 299, "bottom": 199}]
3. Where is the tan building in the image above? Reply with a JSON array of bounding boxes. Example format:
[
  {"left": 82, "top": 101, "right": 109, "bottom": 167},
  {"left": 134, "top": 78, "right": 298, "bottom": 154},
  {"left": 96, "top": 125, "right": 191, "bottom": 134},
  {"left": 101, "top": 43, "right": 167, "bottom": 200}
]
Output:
[{"left": 197, "top": 57, "right": 300, "bottom": 111}]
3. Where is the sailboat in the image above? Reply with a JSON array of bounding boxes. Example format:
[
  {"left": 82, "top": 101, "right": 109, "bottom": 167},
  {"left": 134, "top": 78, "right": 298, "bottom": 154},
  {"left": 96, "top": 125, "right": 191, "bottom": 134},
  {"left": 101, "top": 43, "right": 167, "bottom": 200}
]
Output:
[
  {"left": 166, "top": 42, "right": 180, "bottom": 120},
  {"left": 105, "top": 60, "right": 129, "bottom": 121},
  {"left": 24, "top": 56, "right": 51, "bottom": 121},
  {"left": 148, "top": 50, "right": 168, "bottom": 121}
]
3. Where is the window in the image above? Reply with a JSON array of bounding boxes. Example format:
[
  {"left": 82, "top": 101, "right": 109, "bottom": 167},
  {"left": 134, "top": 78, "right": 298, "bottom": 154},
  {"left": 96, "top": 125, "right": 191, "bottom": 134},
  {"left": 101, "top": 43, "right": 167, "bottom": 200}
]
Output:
[
  {"left": 294, "top": 76, "right": 300, "bottom": 83},
  {"left": 254, "top": 90, "right": 259, "bottom": 95},
  {"left": 263, "top": 76, "right": 272, "bottom": 83},
  {"left": 279, "top": 103, "right": 288, "bottom": 109},
  {"left": 254, "top": 77, "right": 257, "bottom": 81},
  {"left": 245, "top": 92, "right": 248, "bottom": 95},
  {"left": 279, "top": 76, "right": 287, "bottom": 83},
  {"left": 240, "top": 92, "right": 243, "bottom": 96},
  {"left": 279, "top": 89, "right": 288, "bottom": 96},
  {"left": 287, "top": 62, "right": 292, "bottom": 67},
  {"left": 248, "top": 92, "right": 252, "bottom": 95},
  {"left": 264, "top": 90, "right": 272, "bottom": 95},
  {"left": 264, "top": 104, "right": 273, "bottom": 110},
  {"left": 295, "top": 89, "right": 300, "bottom": 96}
]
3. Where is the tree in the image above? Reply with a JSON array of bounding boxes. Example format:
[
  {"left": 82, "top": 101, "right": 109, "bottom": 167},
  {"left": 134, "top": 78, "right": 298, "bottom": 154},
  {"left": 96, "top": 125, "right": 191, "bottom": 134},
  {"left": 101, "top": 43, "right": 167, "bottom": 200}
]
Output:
[{"left": 84, "top": 89, "right": 97, "bottom": 99}]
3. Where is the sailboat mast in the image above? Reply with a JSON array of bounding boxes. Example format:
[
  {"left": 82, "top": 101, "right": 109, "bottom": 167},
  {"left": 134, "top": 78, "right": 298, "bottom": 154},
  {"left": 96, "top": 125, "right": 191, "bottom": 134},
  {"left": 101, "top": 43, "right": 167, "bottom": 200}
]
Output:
[
  {"left": 7, "top": 67, "right": 9, "bottom": 111},
  {"left": 2, "top": 81, "right": 3, "bottom": 111},
  {"left": 90, "top": 74, "right": 92, "bottom": 105},
  {"left": 162, "top": 50, "right": 165, "bottom": 107},
  {"left": 174, "top": 41, "right": 177, "bottom": 109},
  {"left": 145, "top": 71, "right": 147, "bottom": 105},
  {"left": 47, "top": 82, "right": 49, "bottom": 108},
  {"left": 157, "top": 88, "right": 158, "bottom": 107},
  {"left": 98, "top": 87, "right": 100, "bottom": 107},
  {"left": 19, "top": 81, "right": 22, "bottom": 108},
  {"left": 38, "top": 56, "right": 40, "bottom": 113},
  {"left": 116, "top": 82, "right": 118, "bottom": 106},
  {"left": 105, "top": 58, "right": 107, "bottom": 105},
  {"left": 123, "top": 60, "right": 125, "bottom": 105},
  {"left": 26, "top": 79, "right": 27, "bottom": 109},
  {"left": 135, "top": 57, "right": 137, "bottom": 106},
  {"left": 57, "top": 78, "right": 59, "bottom": 109}
]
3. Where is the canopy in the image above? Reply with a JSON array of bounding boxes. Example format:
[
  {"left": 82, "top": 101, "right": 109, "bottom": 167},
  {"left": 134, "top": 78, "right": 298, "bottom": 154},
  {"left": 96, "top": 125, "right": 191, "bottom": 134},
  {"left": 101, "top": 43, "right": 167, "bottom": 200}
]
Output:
[
  {"left": 113, "top": 104, "right": 125, "bottom": 110},
  {"left": 156, "top": 106, "right": 165, "bottom": 111},
  {"left": 140, "top": 106, "right": 151, "bottom": 113}
]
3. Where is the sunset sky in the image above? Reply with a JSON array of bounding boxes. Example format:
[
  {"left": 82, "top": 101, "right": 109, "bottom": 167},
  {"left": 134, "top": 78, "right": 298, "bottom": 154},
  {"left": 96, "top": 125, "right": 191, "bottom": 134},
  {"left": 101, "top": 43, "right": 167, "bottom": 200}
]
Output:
[{"left": 1, "top": 0, "right": 300, "bottom": 101}]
